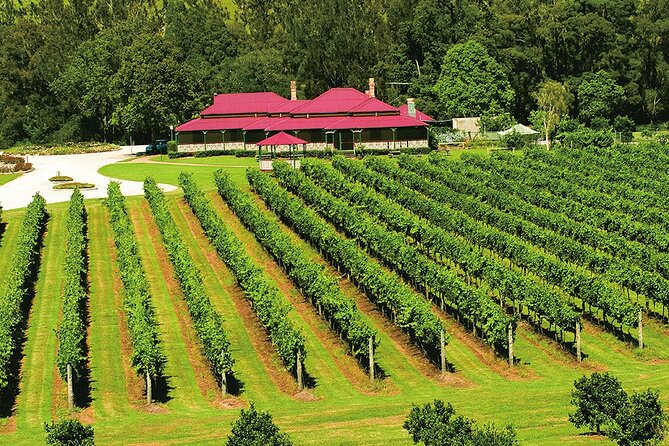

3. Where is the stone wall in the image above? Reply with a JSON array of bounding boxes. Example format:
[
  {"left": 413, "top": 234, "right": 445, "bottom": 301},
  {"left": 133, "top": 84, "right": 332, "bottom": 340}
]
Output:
[
  {"left": 356, "top": 140, "right": 429, "bottom": 150},
  {"left": 178, "top": 142, "right": 247, "bottom": 152}
]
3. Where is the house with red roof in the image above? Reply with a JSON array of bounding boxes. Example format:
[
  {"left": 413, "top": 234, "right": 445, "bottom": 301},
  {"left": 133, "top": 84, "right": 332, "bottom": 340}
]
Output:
[{"left": 175, "top": 79, "right": 432, "bottom": 152}]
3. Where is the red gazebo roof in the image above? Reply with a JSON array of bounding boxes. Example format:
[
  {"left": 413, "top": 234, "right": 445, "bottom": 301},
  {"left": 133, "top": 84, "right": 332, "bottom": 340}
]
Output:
[{"left": 257, "top": 132, "right": 308, "bottom": 146}]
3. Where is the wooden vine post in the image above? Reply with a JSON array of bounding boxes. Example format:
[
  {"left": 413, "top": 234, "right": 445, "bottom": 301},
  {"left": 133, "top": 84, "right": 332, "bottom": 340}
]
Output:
[
  {"left": 146, "top": 370, "right": 152, "bottom": 404},
  {"left": 638, "top": 309, "right": 643, "bottom": 350},
  {"left": 507, "top": 323, "right": 514, "bottom": 366},
  {"left": 297, "top": 350, "right": 304, "bottom": 391},
  {"left": 368, "top": 336, "right": 375, "bottom": 381},
  {"left": 221, "top": 349, "right": 228, "bottom": 397},
  {"left": 67, "top": 364, "right": 74, "bottom": 409},
  {"left": 575, "top": 321, "right": 582, "bottom": 362},
  {"left": 440, "top": 329, "right": 446, "bottom": 373}
]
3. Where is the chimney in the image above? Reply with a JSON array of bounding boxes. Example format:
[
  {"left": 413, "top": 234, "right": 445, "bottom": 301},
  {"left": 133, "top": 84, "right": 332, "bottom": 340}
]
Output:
[
  {"left": 407, "top": 98, "right": 416, "bottom": 117},
  {"left": 368, "top": 77, "right": 375, "bottom": 98},
  {"left": 290, "top": 80, "right": 297, "bottom": 101}
]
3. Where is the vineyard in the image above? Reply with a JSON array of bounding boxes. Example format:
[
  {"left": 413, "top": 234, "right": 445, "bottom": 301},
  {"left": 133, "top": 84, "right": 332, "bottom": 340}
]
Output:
[{"left": 0, "top": 145, "right": 669, "bottom": 445}]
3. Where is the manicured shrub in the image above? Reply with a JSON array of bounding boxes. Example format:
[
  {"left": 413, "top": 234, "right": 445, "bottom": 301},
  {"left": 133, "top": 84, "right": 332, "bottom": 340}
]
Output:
[{"left": 44, "top": 419, "right": 94, "bottom": 446}]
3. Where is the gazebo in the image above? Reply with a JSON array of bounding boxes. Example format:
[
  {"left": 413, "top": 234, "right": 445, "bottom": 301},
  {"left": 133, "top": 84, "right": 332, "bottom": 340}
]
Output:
[{"left": 257, "top": 132, "right": 308, "bottom": 170}]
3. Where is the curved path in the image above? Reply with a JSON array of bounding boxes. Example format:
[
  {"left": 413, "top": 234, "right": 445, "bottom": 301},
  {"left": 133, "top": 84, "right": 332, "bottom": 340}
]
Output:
[{"left": 0, "top": 146, "right": 177, "bottom": 210}]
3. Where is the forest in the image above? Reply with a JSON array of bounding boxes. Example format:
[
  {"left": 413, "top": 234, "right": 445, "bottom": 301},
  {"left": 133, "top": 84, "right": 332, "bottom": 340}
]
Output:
[{"left": 0, "top": 0, "right": 667, "bottom": 146}]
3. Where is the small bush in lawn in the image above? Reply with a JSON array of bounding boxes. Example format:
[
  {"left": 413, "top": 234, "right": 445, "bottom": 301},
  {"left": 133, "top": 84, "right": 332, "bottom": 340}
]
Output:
[
  {"left": 226, "top": 403, "right": 293, "bottom": 446},
  {"left": 53, "top": 182, "right": 95, "bottom": 190},
  {"left": 44, "top": 419, "right": 94, "bottom": 446},
  {"left": 49, "top": 176, "right": 74, "bottom": 182}
]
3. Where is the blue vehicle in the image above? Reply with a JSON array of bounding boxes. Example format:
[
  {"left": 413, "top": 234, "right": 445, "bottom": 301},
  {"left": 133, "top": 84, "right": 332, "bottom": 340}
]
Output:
[{"left": 145, "top": 139, "right": 168, "bottom": 155}]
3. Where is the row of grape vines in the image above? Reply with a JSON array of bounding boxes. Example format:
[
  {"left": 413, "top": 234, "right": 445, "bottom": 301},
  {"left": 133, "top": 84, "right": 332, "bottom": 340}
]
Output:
[
  {"left": 301, "top": 159, "right": 583, "bottom": 357},
  {"left": 0, "top": 194, "right": 47, "bottom": 394},
  {"left": 143, "top": 178, "right": 235, "bottom": 395},
  {"left": 106, "top": 182, "right": 166, "bottom": 403},
  {"left": 245, "top": 167, "right": 449, "bottom": 370},
  {"left": 270, "top": 161, "right": 517, "bottom": 361},
  {"left": 521, "top": 149, "right": 669, "bottom": 229},
  {"left": 395, "top": 155, "right": 669, "bottom": 313},
  {"left": 212, "top": 170, "right": 379, "bottom": 376},
  {"left": 56, "top": 189, "right": 88, "bottom": 408},
  {"left": 331, "top": 157, "right": 642, "bottom": 341},
  {"left": 430, "top": 153, "right": 669, "bottom": 287},
  {"left": 463, "top": 152, "right": 669, "bottom": 252},
  {"left": 536, "top": 144, "right": 669, "bottom": 210},
  {"left": 177, "top": 172, "right": 307, "bottom": 387}
]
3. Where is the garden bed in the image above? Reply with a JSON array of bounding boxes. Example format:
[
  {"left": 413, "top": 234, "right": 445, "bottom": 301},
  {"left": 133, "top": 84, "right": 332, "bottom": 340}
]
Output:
[
  {"left": 53, "top": 182, "right": 96, "bottom": 190},
  {"left": 4, "top": 142, "right": 120, "bottom": 156},
  {"left": 49, "top": 175, "right": 74, "bottom": 182}
]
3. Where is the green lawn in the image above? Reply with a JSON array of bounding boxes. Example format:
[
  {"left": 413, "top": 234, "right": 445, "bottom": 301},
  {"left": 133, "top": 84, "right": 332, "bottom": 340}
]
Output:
[
  {"left": 0, "top": 173, "right": 21, "bottom": 186},
  {"left": 150, "top": 155, "right": 258, "bottom": 167},
  {"left": 0, "top": 157, "right": 667, "bottom": 445},
  {"left": 99, "top": 160, "right": 252, "bottom": 191}
]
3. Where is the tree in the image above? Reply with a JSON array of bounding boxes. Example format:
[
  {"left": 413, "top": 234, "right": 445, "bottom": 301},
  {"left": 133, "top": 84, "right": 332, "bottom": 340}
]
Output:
[
  {"left": 44, "top": 419, "right": 94, "bottom": 446},
  {"left": 500, "top": 130, "right": 526, "bottom": 151},
  {"left": 226, "top": 404, "right": 293, "bottom": 446},
  {"left": 532, "top": 80, "right": 568, "bottom": 150},
  {"left": 613, "top": 116, "right": 635, "bottom": 143},
  {"left": 610, "top": 389, "right": 666, "bottom": 446},
  {"left": 577, "top": 71, "right": 625, "bottom": 124},
  {"left": 569, "top": 372, "right": 627, "bottom": 434},
  {"left": 403, "top": 400, "right": 520, "bottom": 446},
  {"left": 643, "top": 89, "right": 664, "bottom": 124},
  {"left": 434, "top": 40, "right": 515, "bottom": 119}
]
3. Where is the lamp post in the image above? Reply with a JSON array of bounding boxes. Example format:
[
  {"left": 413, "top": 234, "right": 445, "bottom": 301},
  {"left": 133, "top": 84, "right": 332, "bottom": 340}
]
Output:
[{"left": 170, "top": 125, "right": 174, "bottom": 141}]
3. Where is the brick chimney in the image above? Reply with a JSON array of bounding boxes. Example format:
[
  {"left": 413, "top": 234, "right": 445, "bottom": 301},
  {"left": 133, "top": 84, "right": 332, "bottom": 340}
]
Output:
[
  {"left": 407, "top": 98, "right": 416, "bottom": 117},
  {"left": 290, "top": 80, "right": 297, "bottom": 101},
  {"left": 368, "top": 78, "right": 375, "bottom": 98}
]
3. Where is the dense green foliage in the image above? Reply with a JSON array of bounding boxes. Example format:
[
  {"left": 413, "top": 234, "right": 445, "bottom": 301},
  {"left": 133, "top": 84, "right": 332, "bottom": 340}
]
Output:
[
  {"left": 213, "top": 170, "right": 377, "bottom": 364},
  {"left": 570, "top": 372, "right": 666, "bottom": 444},
  {"left": 358, "top": 155, "right": 640, "bottom": 328},
  {"left": 56, "top": 189, "right": 88, "bottom": 381},
  {"left": 143, "top": 177, "right": 234, "bottom": 388},
  {"left": 226, "top": 404, "right": 293, "bottom": 446},
  {"left": 247, "top": 165, "right": 446, "bottom": 365},
  {"left": 404, "top": 400, "right": 520, "bottom": 446},
  {"left": 44, "top": 419, "right": 94, "bottom": 446},
  {"left": 434, "top": 41, "right": 515, "bottom": 119},
  {"left": 105, "top": 182, "right": 165, "bottom": 378},
  {"left": 308, "top": 158, "right": 579, "bottom": 345},
  {"left": 294, "top": 159, "right": 514, "bottom": 351},
  {"left": 0, "top": 193, "right": 46, "bottom": 391},
  {"left": 569, "top": 372, "right": 627, "bottom": 433},
  {"left": 178, "top": 172, "right": 306, "bottom": 373},
  {"left": 2, "top": 0, "right": 669, "bottom": 146},
  {"left": 611, "top": 389, "right": 666, "bottom": 446}
]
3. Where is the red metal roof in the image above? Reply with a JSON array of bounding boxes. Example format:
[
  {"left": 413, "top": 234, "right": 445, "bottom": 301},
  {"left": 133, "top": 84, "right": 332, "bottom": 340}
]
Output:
[
  {"left": 325, "top": 115, "right": 428, "bottom": 130},
  {"left": 268, "top": 100, "right": 310, "bottom": 114},
  {"left": 257, "top": 132, "right": 308, "bottom": 146},
  {"left": 242, "top": 117, "right": 288, "bottom": 131},
  {"left": 398, "top": 104, "right": 434, "bottom": 122},
  {"left": 349, "top": 98, "right": 399, "bottom": 114},
  {"left": 201, "top": 92, "right": 288, "bottom": 116},
  {"left": 264, "top": 116, "right": 347, "bottom": 131},
  {"left": 176, "top": 117, "right": 260, "bottom": 132},
  {"left": 290, "top": 88, "right": 370, "bottom": 114}
]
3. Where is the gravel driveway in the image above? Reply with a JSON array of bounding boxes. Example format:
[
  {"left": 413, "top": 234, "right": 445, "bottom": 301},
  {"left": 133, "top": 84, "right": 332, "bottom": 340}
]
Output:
[{"left": 0, "top": 146, "right": 177, "bottom": 210}]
